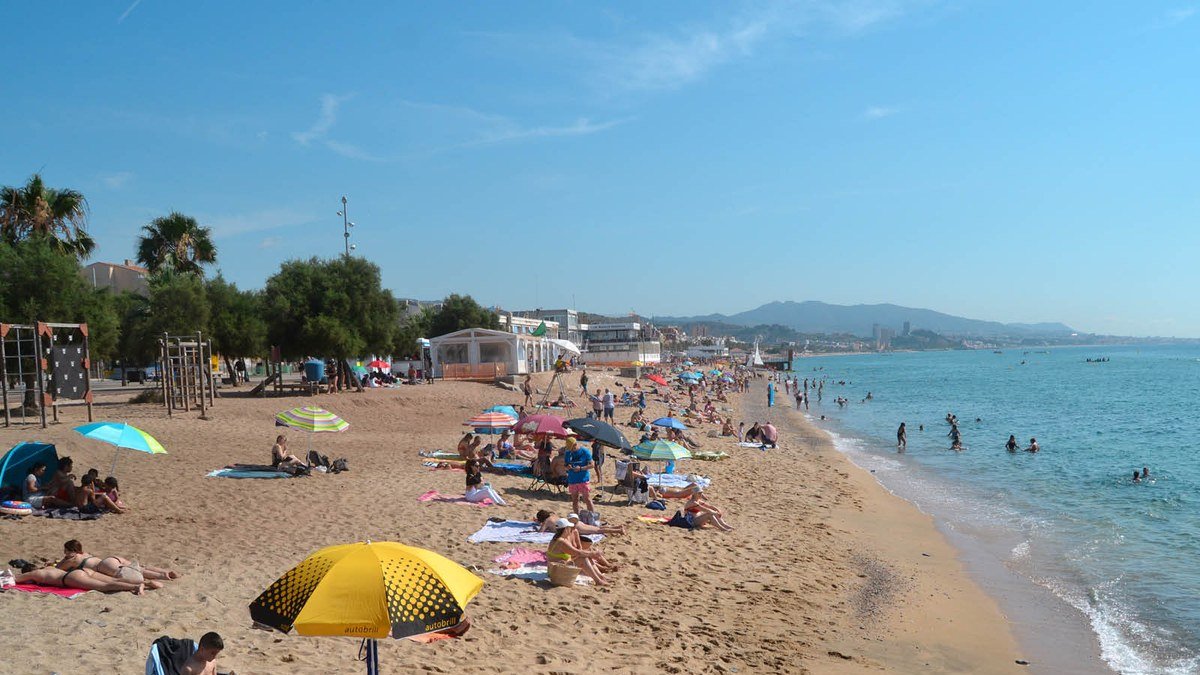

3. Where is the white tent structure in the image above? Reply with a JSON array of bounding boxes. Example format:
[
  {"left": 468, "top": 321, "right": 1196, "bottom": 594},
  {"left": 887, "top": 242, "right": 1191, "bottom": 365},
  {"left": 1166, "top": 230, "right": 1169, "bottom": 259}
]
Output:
[{"left": 430, "top": 328, "right": 572, "bottom": 379}]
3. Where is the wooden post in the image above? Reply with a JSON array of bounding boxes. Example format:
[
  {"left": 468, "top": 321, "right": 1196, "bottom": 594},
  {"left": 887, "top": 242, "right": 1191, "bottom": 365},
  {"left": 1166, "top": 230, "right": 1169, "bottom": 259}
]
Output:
[
  {"left": 1, "top": 324, "right": 9, "bottom": 428},
  {"left": 33, "top": 327, "right": 47, "bottom": 429},
  {"left": 197, "top": 332, "right": 207, "bottom": 418}
]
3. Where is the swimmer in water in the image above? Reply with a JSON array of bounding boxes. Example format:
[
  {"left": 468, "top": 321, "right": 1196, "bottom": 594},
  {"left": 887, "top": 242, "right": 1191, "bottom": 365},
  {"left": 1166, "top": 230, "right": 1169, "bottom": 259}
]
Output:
[
  {"left": 1142, "top": 467, "right": 1150, "bottom": 480},
  {"left": 1026, "top": 437, "right": 1039, "bottom": 453},
  {"left": 951, "top": 439, "right": 963, "bottom": 451},
  {"left": 1006, "top": 435, "right": 1018, "bottom": 452},
  {"left": 1132, "top": 470, "right": 1141, "bottom": 483},
  {"left": 919, "top": 424, "right": 924, "bottom": 432}
]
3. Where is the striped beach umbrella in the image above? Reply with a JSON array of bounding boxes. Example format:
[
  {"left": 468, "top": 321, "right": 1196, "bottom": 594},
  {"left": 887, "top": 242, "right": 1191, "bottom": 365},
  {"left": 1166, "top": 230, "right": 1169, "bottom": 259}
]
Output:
[
  {"left": 632, "top": 439, "right": 691, "bottom": 462},
  {"left": 249, "top": 541, "right": 483, "bottom": 674},
  {"left": 275, "top": 407, "right": 350, "bottom": 433},
  {"left": 465, "top": 411, "right": 516, "bottom": 435}
]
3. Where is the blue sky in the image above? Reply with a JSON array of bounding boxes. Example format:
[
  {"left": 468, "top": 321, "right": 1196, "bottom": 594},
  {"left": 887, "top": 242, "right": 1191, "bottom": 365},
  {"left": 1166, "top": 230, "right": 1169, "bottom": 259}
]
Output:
[{"left": 4, "top": 1, "right": 1200, "bottom": 336}]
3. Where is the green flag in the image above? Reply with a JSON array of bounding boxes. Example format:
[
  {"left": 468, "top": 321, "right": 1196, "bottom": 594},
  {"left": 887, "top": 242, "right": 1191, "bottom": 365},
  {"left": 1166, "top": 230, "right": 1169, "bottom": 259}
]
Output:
[{"left": 531, "top": 321, "right": 547, "bottom": 337}]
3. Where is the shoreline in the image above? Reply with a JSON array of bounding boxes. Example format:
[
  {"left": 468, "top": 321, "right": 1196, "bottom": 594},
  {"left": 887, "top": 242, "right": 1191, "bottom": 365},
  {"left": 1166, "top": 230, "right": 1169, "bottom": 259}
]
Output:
[{"left": 809, "top": 417, "right": 1110, "bottom": 674}]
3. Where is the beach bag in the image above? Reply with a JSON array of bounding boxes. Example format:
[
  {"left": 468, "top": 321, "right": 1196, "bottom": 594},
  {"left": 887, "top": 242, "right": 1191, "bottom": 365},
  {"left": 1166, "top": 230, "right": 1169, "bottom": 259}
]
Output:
[
  {"left": 667, "top": 510, "right": 694, "bottom": 530},
  {"left": 579, "top": 510, "right": 599, "bottom": 526},
  {"left": 307, "top": 451, "right": 331, "bottom": 469},
  {"left": 548, "top": 562, "right": 581, "bottom": 587},
  {"left": 646, "top": 500, "right": 666, "bottom": 511},
  {"left": 329, "top": 458, "right": 349, "bottom": 474}
]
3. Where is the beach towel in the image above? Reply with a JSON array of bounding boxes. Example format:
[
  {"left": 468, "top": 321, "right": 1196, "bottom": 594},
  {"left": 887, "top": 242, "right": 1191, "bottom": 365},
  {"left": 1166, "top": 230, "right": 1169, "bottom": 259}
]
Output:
[
  {"left": 486, "top": 565, "right": 592, "bottom": 585},
  {"left": 737, "top": 442, "right": 767, "bottom": 448},
  {"left": 6, "top": 583, "right": 90, "bottom": 599},
  {"left": 417, "top": 490, "right": 493, "bottom": 507},
  {"left": 491, "top": 461, "right": 532, "bottom": 476},
  {"left": 645, "top": 473, "right": 711, "bottom": 490},
  {"left": 691, "top": 451, "right": 729, "bottom": 461},
  {"left": 418, "top": 450, "right": 462, "bottom": 461},
  {"left": 467, "top": 520, "right": 605, "bottom": 544},
  {"left": 492, "top": 547, "right": 547, "bottom": 566},
  {"left": 637, "top": 515, "right": 669, "bottom": 524},
  {"left": 35, "top": 508, "right": 102, "bottom": 521},
  {"left": 206, "top": 468, "right": 294, "bottom": 479},
  {"left": 423, "top": 461, "right": 465, "bottom": 472}
]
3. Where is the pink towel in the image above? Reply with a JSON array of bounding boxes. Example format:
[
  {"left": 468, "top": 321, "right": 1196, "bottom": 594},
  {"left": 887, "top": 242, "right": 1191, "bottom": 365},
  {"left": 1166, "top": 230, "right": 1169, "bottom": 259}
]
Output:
[
  {"left": 417, "top": 490, "right": 493, "bottom": 506},
  {"left": 493, "top": 547, "right": 548, "bottom": 565},
  {"left": 7, "top": 583, "right": 90, "bottom": 598}
]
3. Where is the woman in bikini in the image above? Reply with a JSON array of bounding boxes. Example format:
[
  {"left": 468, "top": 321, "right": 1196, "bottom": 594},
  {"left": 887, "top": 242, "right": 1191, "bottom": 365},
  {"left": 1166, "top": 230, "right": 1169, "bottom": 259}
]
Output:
[
  {"left": 683, "top": 490, "right": 734, "bottom": 531},
  {"left": 56, "top": 539, "right": 179, "bottom": 581},
  {"left": 546, "top": 519, "right": 609, "bottom": 586},
  {"left": 15, "top": 563, "right": 158, "bottom": 594}
]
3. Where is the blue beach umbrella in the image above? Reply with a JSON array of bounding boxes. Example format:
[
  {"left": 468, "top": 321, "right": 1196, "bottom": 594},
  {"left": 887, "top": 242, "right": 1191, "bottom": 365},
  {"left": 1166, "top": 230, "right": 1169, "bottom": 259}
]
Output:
[
  {"left": 74, "top": 421, "right": 167, "bottom": 476},
  {"left": 651, "top": 417, "right": 688, "bottom": 431}
]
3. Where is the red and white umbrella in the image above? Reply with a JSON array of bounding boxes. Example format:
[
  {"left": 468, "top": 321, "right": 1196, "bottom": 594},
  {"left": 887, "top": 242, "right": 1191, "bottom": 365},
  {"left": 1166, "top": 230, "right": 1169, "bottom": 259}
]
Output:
[
  {"left": 367, "top": 359, "right": 391, "bottom": 370},
  {"left": 464, "top": 411, "right": 517, "bottom": 429}
]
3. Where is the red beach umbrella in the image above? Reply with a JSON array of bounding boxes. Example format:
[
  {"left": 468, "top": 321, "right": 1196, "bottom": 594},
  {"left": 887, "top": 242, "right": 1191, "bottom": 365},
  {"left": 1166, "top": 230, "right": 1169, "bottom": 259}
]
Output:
[
  {"left": 367, "top": 359, "right": 390, "bottom": 369},
  {"left": 465, "top": 412, "right": 517, "bottom": 429},
  {"left": 646, "top": 374, "right": 669, "bottom": 386},
  {"left": 514, "top": 414, "right": 570, "bottom": 438}
]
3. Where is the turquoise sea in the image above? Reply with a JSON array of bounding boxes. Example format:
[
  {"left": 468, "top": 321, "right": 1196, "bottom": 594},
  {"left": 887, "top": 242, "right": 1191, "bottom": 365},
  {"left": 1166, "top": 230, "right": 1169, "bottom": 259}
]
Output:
[{"left": 792, "top": 345, "right": 1200, "bottom": 675}]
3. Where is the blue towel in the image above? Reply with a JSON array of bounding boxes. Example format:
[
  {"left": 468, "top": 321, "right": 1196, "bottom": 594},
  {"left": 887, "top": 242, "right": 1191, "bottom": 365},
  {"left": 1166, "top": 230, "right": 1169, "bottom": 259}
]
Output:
[{"left": 206, "top": 468, "right": 294, "bottom": 479}]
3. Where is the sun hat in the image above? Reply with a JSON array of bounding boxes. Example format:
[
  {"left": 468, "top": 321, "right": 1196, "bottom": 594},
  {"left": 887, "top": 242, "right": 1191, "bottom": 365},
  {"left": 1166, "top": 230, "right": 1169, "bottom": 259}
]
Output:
[
  {"left": 555, "top": 517, "right": 574, "bottom": 530},
  {"left": 566, "top": 513, "right": 579, "bottom": 521}
]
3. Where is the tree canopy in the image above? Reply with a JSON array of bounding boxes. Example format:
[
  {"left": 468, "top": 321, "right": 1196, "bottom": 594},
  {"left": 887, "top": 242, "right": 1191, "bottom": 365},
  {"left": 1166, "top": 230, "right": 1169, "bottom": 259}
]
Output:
[
  {"left": 0, "top": 173, "right": 94, "bottom": 259},
  {"left": 206, "top": 274, "right": 266, "bottom": 359},
  {"left": 427, "top": 294, "right": 499, "bottom": 337},
  {"left": 136, "top": 211, "right": 217, "bottom": 276},
  {"left": 262, "top": 256, "right": 398, "bottom": 360}
]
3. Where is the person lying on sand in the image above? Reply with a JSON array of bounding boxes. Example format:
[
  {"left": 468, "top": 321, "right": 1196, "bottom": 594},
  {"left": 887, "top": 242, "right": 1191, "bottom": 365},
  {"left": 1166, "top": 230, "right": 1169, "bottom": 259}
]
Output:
[
  {"left": 13, "top": 562, "right": 161, "bottom": 594},
  {"left": 684, "top": 490, "right": 734, "bottom": 531},
  {"left": 271, "top": 435, "right": 307, "bottom": 474},
  {"left": 547, "top": 519, "right": 610, "bottom": 586},
  {"left": 56, "top": 539, "right": 179, "bottom": 581}
]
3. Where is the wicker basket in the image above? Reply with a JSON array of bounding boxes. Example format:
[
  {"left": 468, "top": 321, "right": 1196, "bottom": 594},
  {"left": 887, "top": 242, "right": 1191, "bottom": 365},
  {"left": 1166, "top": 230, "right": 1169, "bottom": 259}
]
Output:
[{"left": 548, "top": 561, "right": 581, "bottom": 587}]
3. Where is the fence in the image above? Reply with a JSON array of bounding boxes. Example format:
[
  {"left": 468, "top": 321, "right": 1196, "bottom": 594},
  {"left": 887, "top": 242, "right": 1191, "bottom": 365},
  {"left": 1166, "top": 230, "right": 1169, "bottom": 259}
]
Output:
[{"left": 442, "top": 363, "right": 507, "bottom": 381}]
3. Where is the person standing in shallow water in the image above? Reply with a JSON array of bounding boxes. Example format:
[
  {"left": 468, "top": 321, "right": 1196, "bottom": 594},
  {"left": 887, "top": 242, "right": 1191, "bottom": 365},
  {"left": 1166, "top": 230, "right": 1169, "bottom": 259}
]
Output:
[
  {"left": 1006, "top": 435, "right": 1018, "bottom": 452},
  {"left": 897, "top": 422, "right": 907, "bottom": 452}
]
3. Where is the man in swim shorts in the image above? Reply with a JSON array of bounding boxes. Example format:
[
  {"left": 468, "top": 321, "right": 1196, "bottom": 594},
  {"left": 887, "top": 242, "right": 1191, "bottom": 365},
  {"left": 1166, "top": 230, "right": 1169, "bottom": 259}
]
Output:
[{"left": 564, "top": 437, "right": 595, "bottom": 515}]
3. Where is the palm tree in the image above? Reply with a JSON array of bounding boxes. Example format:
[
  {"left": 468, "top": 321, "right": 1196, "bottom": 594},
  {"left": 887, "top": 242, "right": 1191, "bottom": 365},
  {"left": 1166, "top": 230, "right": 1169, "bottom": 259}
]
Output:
[
  {"left": 136, "top": 212, "right": 218, "bottom": 276},
  {"left": 0, "top": 173, "right": 94, "bottom": 258}
]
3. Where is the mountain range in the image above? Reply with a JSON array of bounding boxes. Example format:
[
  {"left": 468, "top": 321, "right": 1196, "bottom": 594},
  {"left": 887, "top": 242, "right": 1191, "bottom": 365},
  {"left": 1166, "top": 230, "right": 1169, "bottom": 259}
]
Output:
[{"left": 653, "top": 301, "right": 1076, "bottom": 338}]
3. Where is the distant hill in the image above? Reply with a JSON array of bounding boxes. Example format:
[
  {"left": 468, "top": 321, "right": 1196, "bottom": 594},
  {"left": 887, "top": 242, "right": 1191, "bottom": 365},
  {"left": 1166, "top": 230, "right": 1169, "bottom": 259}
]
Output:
[{"left": 654, "top": 301, "right": 1075, "bottom": 338}]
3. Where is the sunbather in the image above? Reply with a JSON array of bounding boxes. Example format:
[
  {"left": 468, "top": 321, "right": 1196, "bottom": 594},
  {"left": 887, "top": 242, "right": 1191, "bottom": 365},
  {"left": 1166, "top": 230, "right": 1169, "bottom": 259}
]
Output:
[
  {"left": 182, "top": 631, "right": 225, "bottom": 675},
  {"left": 457, "top": 433, "right": 483, "bottom": 460},
  {"left": 56, "top": 539, "right": 179, "bottom": 581},
  {"left": 549, "top": 447, "right": 568, "bottom": 483},
  {"left": 271, "top": 435, "right": 307, "bottom": 473},
  {"left": 13, "top": 563, "right": 160, "bottom": 594},
  {"left": 534, "top": 509, "right": 626, "bottom": 535},
  {"left": 684, "top": 490, "right": 734, "bottom": 531},
  {"left": 464, "top": 455, "right": 507, "bottom": 506},
  {"left": 720, "top": 419, "right": 735, "bottom": 436},
  {"left": 100, "top": 476, "right": 126, "bottom": 512},
  {"left": 22, "top": 462, "right": 71, "bottom": 509},
  {"left": 547, "top": 519, "right": 609, "bottom": 586}
]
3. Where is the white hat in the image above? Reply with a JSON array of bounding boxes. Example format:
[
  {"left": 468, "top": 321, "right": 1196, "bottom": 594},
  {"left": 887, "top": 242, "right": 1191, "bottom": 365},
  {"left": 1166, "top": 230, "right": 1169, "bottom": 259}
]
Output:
[
  {"left": 554, "top": 517, "right": 574, "bottom": 530},
  {"left": 566, "top": 513, "right": 580, "bottom": 521}
]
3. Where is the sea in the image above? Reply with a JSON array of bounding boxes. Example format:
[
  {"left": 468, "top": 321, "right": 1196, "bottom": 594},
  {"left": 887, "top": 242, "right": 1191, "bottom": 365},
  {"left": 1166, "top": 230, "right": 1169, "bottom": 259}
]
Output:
[{"left": 790, "top": 344, "right": 1200, "bottom": 675}]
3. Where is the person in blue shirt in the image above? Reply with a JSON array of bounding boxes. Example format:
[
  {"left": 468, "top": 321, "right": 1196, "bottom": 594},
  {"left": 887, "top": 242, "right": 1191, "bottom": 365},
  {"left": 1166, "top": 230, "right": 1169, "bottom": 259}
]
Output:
[{"left": 564, "top": 437, "right": 595, "bottom": 514}]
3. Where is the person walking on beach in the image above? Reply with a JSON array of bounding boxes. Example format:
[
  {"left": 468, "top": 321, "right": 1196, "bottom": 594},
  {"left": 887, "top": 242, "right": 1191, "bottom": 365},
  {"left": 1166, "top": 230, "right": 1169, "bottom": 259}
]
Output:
[
  {"left": 795, "top": 387, "right": 803, "bottom": 410},
  {"left": 767, "top": 380, "right": 775, "bottom": 408},
  {"left": 897, "top": 423, "right": 907, "bottom": 451},
  {"left": 579, "top": 368, "right": 589, "bottom": 397},
  {"left": 522, "top": 375, "right": 533, "bottom": 408},
  {"left": 602, "top": 388, "right": 615, "bottom": 423}
]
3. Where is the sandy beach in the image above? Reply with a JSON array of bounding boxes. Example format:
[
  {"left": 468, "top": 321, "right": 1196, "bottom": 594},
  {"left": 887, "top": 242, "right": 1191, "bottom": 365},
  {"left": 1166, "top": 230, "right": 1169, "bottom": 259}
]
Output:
[{"left": 0, "top": 370, "right": 1028, "bottom": 674}]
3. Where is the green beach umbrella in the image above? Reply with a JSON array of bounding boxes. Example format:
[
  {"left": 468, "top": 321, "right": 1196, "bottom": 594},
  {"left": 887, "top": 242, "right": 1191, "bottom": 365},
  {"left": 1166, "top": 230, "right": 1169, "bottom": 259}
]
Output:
[
  {"left": 632, "top": 439, "right": 691, "bottom": 462},
  {"left": 274, "top": 406, "right": 349, "bottom": 456},
  {"left": 74, "top": 421, "right": 167, "bottom": 476}
]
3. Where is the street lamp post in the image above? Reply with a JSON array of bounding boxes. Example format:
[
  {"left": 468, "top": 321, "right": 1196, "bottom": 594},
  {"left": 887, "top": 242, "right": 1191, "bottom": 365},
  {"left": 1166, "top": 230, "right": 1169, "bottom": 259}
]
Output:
[{"left": 338, "top": 196, "right": 356, "bottom": 257}]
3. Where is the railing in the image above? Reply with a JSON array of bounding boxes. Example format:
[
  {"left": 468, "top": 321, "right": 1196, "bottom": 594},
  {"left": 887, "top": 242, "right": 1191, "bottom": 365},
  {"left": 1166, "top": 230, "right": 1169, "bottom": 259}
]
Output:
[{"left": 442, "top": 362, "right": 507, "bottom": 380}]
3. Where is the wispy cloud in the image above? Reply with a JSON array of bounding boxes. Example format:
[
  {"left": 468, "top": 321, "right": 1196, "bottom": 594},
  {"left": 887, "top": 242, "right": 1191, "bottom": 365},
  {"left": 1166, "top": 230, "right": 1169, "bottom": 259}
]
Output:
[
  {"left": 257, "top": 236, "right": 283, "bottom": 249},
  {"left": 1162, "top": 6, "right": 1197, "bottom": 25},
  {"left": 292, "top": 93, "right": 352, "bottom": 146},
  {"left": 479, "top": 1, "right": 936, "bottom": 94},
  {"left": 862, "top": 105, "right": 900, "bottom": 120},
  {"left": 118, "top": 0, "right": 143, "bottom": 23},
  {"left": 204, "top": 207, "right": 318, "bottom": 238},
  {"left": 99, "top": 171, "right": 134, "bottom": 189},
  {"left": 292, "top": 95, "right": 623, "bottom": 160}
]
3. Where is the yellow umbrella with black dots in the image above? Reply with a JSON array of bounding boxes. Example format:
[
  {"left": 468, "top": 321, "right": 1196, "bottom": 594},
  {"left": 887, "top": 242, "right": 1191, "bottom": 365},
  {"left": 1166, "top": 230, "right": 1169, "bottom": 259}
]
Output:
[{"left": 249, "top": 541, "right": 483, "bottom": 673}]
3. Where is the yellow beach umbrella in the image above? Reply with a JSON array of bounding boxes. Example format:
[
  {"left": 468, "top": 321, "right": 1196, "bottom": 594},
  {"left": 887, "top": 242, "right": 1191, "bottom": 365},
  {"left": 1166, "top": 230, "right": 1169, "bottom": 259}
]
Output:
[{"left": 249, "top": 541, "right": 483, "bottom": 673}]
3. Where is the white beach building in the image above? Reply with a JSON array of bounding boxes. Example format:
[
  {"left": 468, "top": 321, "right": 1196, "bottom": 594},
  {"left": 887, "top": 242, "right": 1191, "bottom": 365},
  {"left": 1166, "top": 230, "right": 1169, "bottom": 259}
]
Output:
[{"left": 428, "top": 328, "right": 578, "bottom": 379}]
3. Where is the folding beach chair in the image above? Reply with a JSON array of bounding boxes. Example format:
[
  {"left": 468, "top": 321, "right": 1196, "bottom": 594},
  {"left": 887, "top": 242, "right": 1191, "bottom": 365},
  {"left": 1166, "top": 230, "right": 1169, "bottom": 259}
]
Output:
[
  {"left": 614, "top": 459, "right": 647, "bottom": 505},
  {"left": 526, "top": 454, "right": 566, "bottom": 494}
]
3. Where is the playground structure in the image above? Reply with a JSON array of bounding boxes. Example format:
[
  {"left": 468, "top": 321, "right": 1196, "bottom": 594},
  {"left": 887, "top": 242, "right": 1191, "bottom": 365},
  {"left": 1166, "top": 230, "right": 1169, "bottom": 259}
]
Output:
[
  {"left": 159, "top": 332, "right": 215, "bottom": 417},
  {"left": 1, "top": 322, "right": 94, "bottom": 428}
]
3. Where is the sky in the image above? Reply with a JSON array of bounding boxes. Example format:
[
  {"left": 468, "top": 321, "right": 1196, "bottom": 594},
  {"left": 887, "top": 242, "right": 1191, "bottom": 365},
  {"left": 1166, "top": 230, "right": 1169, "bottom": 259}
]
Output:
[{"left": 4, "top": 1, "right": 1200, "bottom": 337}]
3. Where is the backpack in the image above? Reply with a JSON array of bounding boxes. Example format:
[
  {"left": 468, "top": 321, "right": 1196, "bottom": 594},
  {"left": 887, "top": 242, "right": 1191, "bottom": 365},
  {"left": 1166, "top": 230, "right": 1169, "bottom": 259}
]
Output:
[
  {"left": 307, "top": 450, "right": 331, "bottom": 469},
  {"left": 329, "top": 458, "right": 349, "bottom": 474}
]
